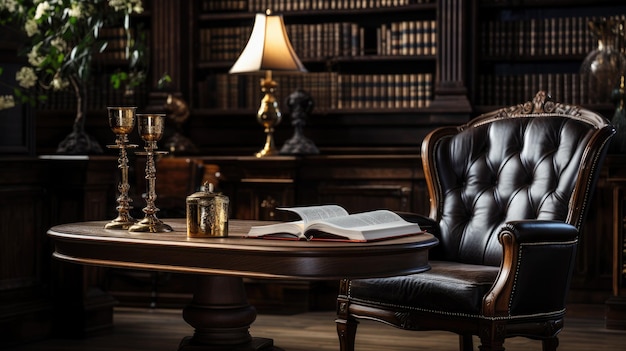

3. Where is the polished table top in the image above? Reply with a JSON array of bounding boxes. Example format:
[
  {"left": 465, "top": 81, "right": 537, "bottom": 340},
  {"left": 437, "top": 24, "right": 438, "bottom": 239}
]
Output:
[{"left": 48, "top": 219, "right": 438, "bottom": 280}]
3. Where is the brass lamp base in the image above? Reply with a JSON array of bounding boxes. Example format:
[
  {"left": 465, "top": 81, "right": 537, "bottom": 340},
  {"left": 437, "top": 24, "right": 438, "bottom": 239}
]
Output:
[
  {"left": 255, "top": 70, "right": 281, "bottom": 158},
  {"left": 255, "top": 129, "right": 279, "bottom": 157}
]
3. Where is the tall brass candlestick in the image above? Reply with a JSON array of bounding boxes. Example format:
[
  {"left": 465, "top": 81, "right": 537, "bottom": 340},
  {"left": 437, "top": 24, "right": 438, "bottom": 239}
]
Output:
[
  {"left": 105, "top": 107, "right": 138, "bottom": 229},
  {"left": 129, "top": 113, "right": 173, "bottom": 233}
]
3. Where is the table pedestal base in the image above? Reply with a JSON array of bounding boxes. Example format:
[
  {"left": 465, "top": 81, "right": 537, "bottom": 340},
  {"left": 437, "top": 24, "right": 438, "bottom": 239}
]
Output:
[
  {"left": 179, "top": 336, "right": 278, "bottom": 351},
  {"left": 179, "top": 275, "right": 282, "bottom": 351}
]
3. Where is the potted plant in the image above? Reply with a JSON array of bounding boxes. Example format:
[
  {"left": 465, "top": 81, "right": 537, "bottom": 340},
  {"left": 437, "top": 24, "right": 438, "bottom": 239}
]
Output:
[{"left": 0, "top": 0, "right": 146, "bottom": 154}]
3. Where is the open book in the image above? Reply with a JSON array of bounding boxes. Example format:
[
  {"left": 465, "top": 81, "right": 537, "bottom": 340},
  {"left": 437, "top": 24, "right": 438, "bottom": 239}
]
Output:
[{"left": 246, "top": 205, "right": 423, "bottom": 242}]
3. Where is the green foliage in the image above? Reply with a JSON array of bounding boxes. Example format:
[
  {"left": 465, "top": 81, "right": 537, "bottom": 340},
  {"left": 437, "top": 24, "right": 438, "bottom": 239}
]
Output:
[
  {"left": 0, "top": 0, "right": 146, "bottom": 109},
  {"left": 157, "top": 73, "right": 173, "bottom": 90}
]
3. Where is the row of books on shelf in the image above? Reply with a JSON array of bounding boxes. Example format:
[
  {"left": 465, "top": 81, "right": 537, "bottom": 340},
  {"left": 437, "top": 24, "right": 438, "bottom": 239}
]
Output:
[
  {"left": 475, "top": 73, "right": 599, "bottom": 107},
  {"left": 199, "top": 23, "right": 363, "bottom": 62},
  {"left": 480, "top": 15, "right": 625, "bottom": 57},
  {"left": 198, "top": 20, "right": 436, "bottom": 62},
  {"left": 197, "top": 73, "right": 329, "bottom": 111},
  {"left": 378, "top": 20, "right": 436, "bottom": 56},
  {"left": 196, "top": 72, "right": 432, "bottom": 111},
  {"left": 336, "top": 73, "right": 433, "bottom": 109},
  {"left": 200, "top": 0, "right": 433, "bottom": 12}
]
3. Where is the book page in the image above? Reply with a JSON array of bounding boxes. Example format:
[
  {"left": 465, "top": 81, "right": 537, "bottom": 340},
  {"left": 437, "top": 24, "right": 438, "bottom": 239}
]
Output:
[
  {"left": 305, "top": 210, "right": 422, "bottom": 242},
  {"left": 246, "top": 221, "right": 305, "bottom": 238},
  {"left": 316, "top": 210, "right": 406, "bottom": 229},
  {"left": 279, "top": 205, "right": 349, "bottom": 224}
]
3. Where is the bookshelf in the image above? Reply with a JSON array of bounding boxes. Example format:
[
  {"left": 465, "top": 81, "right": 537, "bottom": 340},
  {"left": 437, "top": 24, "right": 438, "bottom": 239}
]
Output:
[
  {"left": 156, "top": 0, "right": 478, "bottom": 155},
  {"left": 191, "top": 1, "right": 438, "bottom": 114},
  {"left": 472, "top": 0, "right": 626, "bottom": 114}
]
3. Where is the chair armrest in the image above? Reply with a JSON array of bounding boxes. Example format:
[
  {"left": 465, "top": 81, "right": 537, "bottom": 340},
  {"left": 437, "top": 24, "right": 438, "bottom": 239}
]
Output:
[
  {"left": 394, "top": 212, "right": 440, "bottom": 235},
  {"left": 503, "top": 220, "right": 578, "bottom": 243},
  {"left": 395, "top": 212, "right": 443, "bottom": 259},
  {"left": 483, "top": 220, "right": 578, "bottom": 317}
]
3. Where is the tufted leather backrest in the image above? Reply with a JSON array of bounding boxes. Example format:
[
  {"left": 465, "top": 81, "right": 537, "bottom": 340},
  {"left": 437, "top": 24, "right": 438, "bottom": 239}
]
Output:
[{"left": 421, "top": 92, "right": 614, "bottom": 266}]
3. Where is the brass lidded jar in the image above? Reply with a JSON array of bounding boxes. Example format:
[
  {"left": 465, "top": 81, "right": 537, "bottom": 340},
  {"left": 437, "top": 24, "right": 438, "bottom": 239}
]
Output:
[{"left": 186, "top": 182, "right": 229, "bottom": 238}]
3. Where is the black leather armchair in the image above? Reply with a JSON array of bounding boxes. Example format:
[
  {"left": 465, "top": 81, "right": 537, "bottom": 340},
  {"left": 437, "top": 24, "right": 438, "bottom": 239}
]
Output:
[{"left": 336, "top": 92, "right": 615, "bottom": 351}]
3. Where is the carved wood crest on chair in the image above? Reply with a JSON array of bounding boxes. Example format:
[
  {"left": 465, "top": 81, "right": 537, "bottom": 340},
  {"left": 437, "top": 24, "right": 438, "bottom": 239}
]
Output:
[{"left": 336, "top": 91, "right": 615, "bottom": 351}]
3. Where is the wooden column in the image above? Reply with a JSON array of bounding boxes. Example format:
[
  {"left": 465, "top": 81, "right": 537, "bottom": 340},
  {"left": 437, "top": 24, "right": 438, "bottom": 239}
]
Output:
[
  {"left": 148, "top": 0, "right": 189, "bottom": 107},
  {"left": 430, "top": 0, "right": 472, "bottom": 114}
]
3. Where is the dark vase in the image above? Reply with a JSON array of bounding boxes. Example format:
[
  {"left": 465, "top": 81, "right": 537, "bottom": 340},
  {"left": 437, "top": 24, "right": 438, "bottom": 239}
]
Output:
[
  {"left": 580, "top": 19, "right": 626, "bottom": 104},
  {"left": 55, "top": 80, "right": 103, "bottom": 155}
]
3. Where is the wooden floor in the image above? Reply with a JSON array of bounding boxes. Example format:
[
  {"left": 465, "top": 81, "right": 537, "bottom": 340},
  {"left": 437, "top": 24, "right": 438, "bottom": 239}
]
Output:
[{"left": 8, "top": 304, "right": 626, "bottom": 351}]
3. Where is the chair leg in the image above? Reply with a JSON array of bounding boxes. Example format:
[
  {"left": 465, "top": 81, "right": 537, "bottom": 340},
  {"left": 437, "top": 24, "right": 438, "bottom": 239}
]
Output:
[
  {"left": 478, "top": 331, "right": 505, "bottom": 351},
  {"left": 542, "top": 337, "right": 559, "bottom": 351},
  {"left": 459, "top": 334, "right": 474, "bottom": 351},
  {"left": 336, "top": 317, "right": 358, "bottom": 351},
  {"left": 478, "top": 340, "right": 505, "bottom": 351}
]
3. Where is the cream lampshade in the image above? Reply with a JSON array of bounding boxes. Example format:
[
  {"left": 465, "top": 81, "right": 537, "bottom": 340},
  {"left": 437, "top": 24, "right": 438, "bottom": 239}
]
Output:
[{"left": 229, "top": 9, "right": 307, "bottom": 158}]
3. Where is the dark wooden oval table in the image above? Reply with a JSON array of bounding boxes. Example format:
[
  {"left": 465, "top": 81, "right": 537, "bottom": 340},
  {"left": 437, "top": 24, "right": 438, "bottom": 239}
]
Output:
[{"left": 48, "top": 219, "right": 438, "bottom": 351}]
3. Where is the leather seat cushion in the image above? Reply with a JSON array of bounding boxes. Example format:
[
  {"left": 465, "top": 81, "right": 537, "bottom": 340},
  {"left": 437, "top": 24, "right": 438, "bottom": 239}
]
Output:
[{"left": 348, "top": 261, "right": 499, "bottom": 316}]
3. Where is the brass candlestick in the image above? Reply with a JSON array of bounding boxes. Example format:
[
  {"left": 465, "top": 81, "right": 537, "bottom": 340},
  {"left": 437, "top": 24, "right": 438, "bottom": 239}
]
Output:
[
  {"left": 129, "top": 113, "right": 173, "bottom": 233},
  {"left": 105, "top": 107, "right": 138, "bottom": 230}
]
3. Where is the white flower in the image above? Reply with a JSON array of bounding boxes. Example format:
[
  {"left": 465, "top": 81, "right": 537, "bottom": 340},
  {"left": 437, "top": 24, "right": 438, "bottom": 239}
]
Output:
[
  {"left": 34, "top": 1, "right": 51, "bottom": 20},
  {"left": 51, "top": 37, "right": 67, "bottom": 52},
  {"left": 108, "top": 0, "right": 143, "bottom": 14},
  {"left": 24, "top": 19, "right": 39, "bottom": 37},
  {"left": 16, "top": 67, "right": 38, "bottom": 89},
  {"left": 68, "top": 2, "right": 82, "bottom": 18},
  {"left": 27, "top": 44, "right": 45, "bottom": 67},
  {"left": 0, "top": 95, "right": 15, "bottom": 110},
  {"left": 50, "top": 73, "right": 69, "bottom": 91},
  {"left": 1, "top": 0, "right": 19, "bottom": 12}
]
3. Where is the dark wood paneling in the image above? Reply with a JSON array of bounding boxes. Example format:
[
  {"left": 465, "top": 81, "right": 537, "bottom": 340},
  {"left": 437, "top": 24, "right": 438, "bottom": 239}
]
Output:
[
  {"left": 0, "top": 65, "right": 34, "bottom": 155},
  {"left": 0, "top": 158, "right": 50, "bottom": 348},
  {"left": 0, "top": 156, "right": 122, "bottom": 347}
]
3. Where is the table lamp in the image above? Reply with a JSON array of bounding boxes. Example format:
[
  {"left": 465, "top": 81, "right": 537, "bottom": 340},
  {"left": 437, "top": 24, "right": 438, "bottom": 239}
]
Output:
[{"left": 229, "top": 9, "right": 307, "bottom": 157}]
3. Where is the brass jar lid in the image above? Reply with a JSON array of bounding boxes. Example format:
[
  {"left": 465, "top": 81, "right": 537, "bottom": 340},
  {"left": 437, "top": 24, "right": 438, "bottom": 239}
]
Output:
[{"left": 187, "top": 182, "right": 224, "bottom": 200}]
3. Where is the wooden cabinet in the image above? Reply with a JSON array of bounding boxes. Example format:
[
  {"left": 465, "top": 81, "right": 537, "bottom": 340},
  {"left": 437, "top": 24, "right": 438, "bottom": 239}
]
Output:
[
  {"left": 298, "top": 155, "right": 427, "bottom": 214},
  {"left": 201, "top": 156, "right": 299, "bottom": 220},
  {"left": 194, "top": 155, "right": 426, "bottom": 220}
]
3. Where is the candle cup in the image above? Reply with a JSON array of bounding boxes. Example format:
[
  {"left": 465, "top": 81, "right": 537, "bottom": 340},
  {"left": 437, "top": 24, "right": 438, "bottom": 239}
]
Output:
[{"left": 109, "top": 106, "right": 137, "bottom": 135}]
